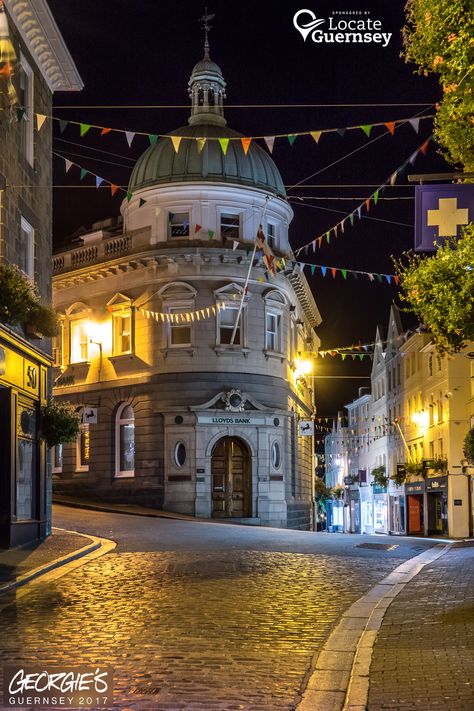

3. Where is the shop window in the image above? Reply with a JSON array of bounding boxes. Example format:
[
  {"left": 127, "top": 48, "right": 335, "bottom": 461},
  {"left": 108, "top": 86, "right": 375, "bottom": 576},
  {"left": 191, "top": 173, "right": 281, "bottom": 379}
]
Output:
[
  {"left": 271, "top": 441, "right": 281, "bottom": 469},
  {"left": 174, "top": 442, "right": 186, "bottom": 467},
  {"left": 19, "top": 54, "right": 34, "bottom": 165},
  {"left": 113, "top": 311, "right": 132, "bottom": 355},
  {"left": 16, "top": 402, "right": 37, "bottom": 521},
  {"left": 18, "top": 217, "right": 34, "bottom": 279},
  {"left": 52, "top": 444, "right": 63, "bottom": 474},
  {"left": 115, "top": 403, "right": 135, "bottom": 477},
  {"left": 168, "top": 212, "right": 189, "bottom": 238},
  {"left": 220, "top": 212, "right": 240, "bottom": 240}
]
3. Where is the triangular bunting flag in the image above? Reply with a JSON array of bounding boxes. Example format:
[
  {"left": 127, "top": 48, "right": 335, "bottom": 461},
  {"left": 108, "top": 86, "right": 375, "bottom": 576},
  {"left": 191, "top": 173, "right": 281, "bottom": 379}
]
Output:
[
  {"left": 359, "top": 354, "right": 364, "bottom": 361},
  {"left": 349, "top": 213, "right": 354, "bottom": 226},
  {"left": 420, "top": 139, "right": 430, "bottom": 155},
  {"left": 318, "top": 237, "right": 323, "bottom": 248},
  {"left": 365, "top": 198, "right": 371, "bottom": 212},
  {"left": 125, "top": 131, "right": 135, "bottom": 147},
  {"left": 341, "top": 269, "right": 347, "bottom": 280},
  {"left": 126, "top": 192, "right": 133, "bottom": 202},
  {"left": 16, "top": 108, "right": 26, "bottom": 122},
  {"left": 196, "top": 138, "right": 206, "bottom": 153},
  {"left": 59, "top": 119, "right": 68, "bottom": 134},
  {"left": 341, "top": 220, "right": 345, "bottom": 233},
  {"left": 331, "top": 268, "right": 337, "bottom": 279},
  {"left": 288, "top": 133, "right": 297, "bottom": 146},
  {"left": 80, "top": 168, "right": 88, "bottom": 181},
  {"left": 376, "top": 274, "right": 383, "bottom": 283},
  {"left": 241, "top": 137, "right": 252, "bottom": 155},
  {"left": 384, "top": 122, "right": 396, "bottom": 135},
  {"left": 310, "top": 130, "right": 322, "bottom": 144},
  {"left": 321, "top": 266, "right": 327, "bottom": 277},
  {"left": 384, "top": 274, "right": 391, "bottom": 284},
  {"left": 101, "top": 127, "right": 112, "bottom": 136},
  {"left": 373, "top": 190, "right": 379, "bottom": 205},
  {"left": 139, "top": 198, "right": 146, "bottom": 207},
  {"left": 171, "top": 136, "right": 182, "bottom": 153},
  {"left": 341, "top": 353, "right": 346, "bottom": 361},
  {"left": 351, "top": 354, "right": 357, "bottom": 361},
  {"left": 36, "top": 114, "right": 47, "bottom": 131},
  {"left": 65, "top": 159, "right": 73, "bottom": 173},
  {"left": 390, "top": 171, "right": 398, "bottom": 186},
  {"left": 361, "top": 124, "right": 372, "bottom": 138},
  {"left": 148, "top": 134, "right": 158, "bottom": 146},
  {"left": 394, "top": 275, "right": 399, "bottom": 285},
  {"left": 95, "top": 175, "right": 104, "bottom": 188},
  {"left": 368, "top": 273, "right": 374, "bottom": 281},
  {"left": 219, "top": 137, "right": 229, "bottom": 155},
  {"left": 357, "top": 205, "right": 362, "bottom": 219},
  {"left": 208, "top": 230, "right": 214, "bottom": 240},
  {"left": 264, "top": 136, "right": 275, "bottom": 153},
  {"left": 409, "top": 118, "right": 420, "bottom": 133},
  {"left": 310, "top": 264, "right": 316, "bottom": 275},
  {"left": 79, "top": 123, "right": 91, "bottom": 137},
  {"left": 195, "top": 224, "right": 202, "bottom": 233},
  {"left": 233, "top": 240, "right": 239, "bottom": 251},
  {"left": 336, "top": 128, "right": 346, "bottom": 137},
  {"left": 326, "top": 232, "right": 330, "bottom": 244},
  {"left": 110, "top": 184, "right": 119, "bottom": 197}
]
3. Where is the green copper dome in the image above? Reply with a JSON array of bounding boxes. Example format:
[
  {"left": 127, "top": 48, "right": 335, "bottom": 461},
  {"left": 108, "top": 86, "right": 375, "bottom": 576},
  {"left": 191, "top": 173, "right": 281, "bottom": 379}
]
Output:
[{"left": 128, "top": 124, "right": 286, "bottom": 197}]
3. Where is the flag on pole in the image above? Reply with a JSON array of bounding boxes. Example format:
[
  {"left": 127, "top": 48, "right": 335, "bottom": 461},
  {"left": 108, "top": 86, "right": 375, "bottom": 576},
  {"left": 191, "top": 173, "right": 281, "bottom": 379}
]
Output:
[{"left": 256, "top": 224, "right": 276, "bottom": 276}]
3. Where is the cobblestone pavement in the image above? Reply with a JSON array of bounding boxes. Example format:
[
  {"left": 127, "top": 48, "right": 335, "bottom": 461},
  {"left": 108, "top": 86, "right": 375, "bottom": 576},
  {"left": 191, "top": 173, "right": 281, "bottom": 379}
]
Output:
[
  {"left": 368, "top": 545, "right": 474, "bottom": 711},
  {"left": 0, "top": 507, "right": 437, "bottom": 711}
]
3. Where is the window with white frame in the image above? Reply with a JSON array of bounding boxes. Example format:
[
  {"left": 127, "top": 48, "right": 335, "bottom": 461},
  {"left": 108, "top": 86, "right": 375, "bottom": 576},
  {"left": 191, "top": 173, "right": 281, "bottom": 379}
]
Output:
[
  {"left": 168, "top": 306, "right": 192, "bottom": 347},
  {"left": 19, "top": 217, "right": 34, "bottom": 278},
  {"left": 265, "top": 312, "right": 281, "bottom": 351},
  {"left": 218, "top": 305, "right": 241, "bottom": 345},
  {"left": 75, "top": 409, "right": 90, "bottom": 472},
  {"left": 52, "top": 444, "right": 63, "bottom": 474},
  {"left": 168, "top": 212, "right": 189, "bottom": 238},
  {"left": 266, "top": 222, "right": 277, "bottom": 250},
  {"left": 52, "top": 321, "right": 64, "bottom": 367},
  {"left": 70, "top": 319, "right": 89, "bottom": 363},
  {"left": 220, "top": 212, "right": 240, "bottom": 240},
  {"left": 113, "top": 311, "right": 132, "bottom": 355},
  {"left": 19, "top": 54, "right": 34, "bottom": 165},
  {"left": 158, "top": 283, "right": 196, "bottom": 349},
  {"left": 115, "top": 403, "right": 135, "bottom": 477}
]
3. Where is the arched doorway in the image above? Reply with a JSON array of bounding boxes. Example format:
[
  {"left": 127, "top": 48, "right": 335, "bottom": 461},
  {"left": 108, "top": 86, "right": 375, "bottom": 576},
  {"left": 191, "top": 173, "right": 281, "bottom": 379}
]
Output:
[{"left": 211, "top": 437, "right": 251, "bottom": 518}]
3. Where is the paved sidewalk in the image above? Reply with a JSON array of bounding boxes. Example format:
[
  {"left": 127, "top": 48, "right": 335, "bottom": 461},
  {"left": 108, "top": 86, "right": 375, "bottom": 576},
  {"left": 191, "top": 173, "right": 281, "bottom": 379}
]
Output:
[
  {"left": 368, "top": 544, "right": 474, "bottom": 710},
  {"left": 0, "top": 527, "right": 94, "bottom": 589},
  {"left": 53, "top": 494, "right": 203, "bottom": 521}
]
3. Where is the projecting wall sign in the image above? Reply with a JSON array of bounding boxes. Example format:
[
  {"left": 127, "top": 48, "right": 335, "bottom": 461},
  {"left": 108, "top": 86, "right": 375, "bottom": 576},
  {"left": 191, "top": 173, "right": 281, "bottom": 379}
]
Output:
[{"left": 415, "top": 184, "right": 474, "bottom": 252}]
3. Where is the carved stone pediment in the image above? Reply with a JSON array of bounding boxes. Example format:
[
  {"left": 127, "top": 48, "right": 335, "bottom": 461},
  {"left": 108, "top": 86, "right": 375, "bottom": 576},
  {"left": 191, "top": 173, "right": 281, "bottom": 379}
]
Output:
[{"left": 191, "top": 389, "right": 268, "bottom": 412}]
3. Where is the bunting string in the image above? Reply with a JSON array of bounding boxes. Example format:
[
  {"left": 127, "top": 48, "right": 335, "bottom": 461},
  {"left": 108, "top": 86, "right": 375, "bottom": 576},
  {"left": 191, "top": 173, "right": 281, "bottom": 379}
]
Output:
[
  {"left": 294, "top": 136, "right": 433, "bottom": 256},
  {"left": 30, "top": 110, "right": 434, "bottom": 153},
  {"left": 137, "top": 303, "right": 225, "bottom": 323}
]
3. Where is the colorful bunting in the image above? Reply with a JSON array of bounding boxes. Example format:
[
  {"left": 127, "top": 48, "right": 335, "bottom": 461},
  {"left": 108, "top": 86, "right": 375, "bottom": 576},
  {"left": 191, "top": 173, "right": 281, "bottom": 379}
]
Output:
[
  {"left": 79, "top": 123, "right": 91, "bottom": 137},
  {"left": 195, "top": 224, "right": 202, "bottom": 233},
  {"left": 171, "top": 136, "right": 182, "bottom": 153},
  {"left": 264, "top": 136, "right": 275, "bottom": 153},
  {"left": 288, "top": 133, "right": 297, "bottom": 146},
  {"left": 409, "top": 118, "right": 420, "bottom": 133},
  {"left": 149, "top": 134, "right": 158, "bottom": 146},
  {"left": 110, "top": 184, "right": 119, "bottom": 197},
  {"left": 64, "top": 159, "right": 73, "bottom": 173},
  {"left": 101, "top": 127, "right": 112, "bottom": 136},
  {"left": 219, "top": 137, "right": 229, "bottom": 155},
  {"left": 208, "top": 230, "right": 215, "bottom": 240},
  {"left": 59, "top": 119, "right": 68, "bottom": 134},
  {"left": 126, "top": 192, "right": 133, "bottom": 203},
  {"left": 384, "top": 122, "right": 395, "bottom": 135},
  {"left": 36, "top": 113, "right": 47, "bottom": 131},
  {"left": 361, "top": 124, "right": 372, "bottom": 138},
  {"left": 310, "top": 130, "right": 322, "bottom": 144},
  {"left": 95, "top": 176, "right": 104, "bottom": 188},
  {"left": 125, "top": 131, "right": 135, "bottom": 147},
  {"left": 80, "top": 168, "right": 88, "bottom": 181},
  {"left": 197, "top": 138, "right": 206, "bottom": 153},
  {"left": 241, "top": 137, "right": 252, "bottom": 155}
]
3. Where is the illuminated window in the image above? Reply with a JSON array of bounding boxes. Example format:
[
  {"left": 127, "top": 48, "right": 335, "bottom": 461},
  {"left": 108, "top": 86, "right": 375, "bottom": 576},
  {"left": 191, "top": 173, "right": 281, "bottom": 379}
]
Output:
[
  {"left": 115, "top": 403, "right": 135, "bottom": 477},
  {"left": 265, "top": 312, "right": 281, "bottom": 351},
  {"left": 19, "top": 54, "right": 34, "bottom": 165},
  {"left": 113, "top": 311, "right": 132, "bottom": 355},
  {"left": 168, "top": 212, "right": 189, "bottom": 238},
  {"left": 220, "top": 212, "right": 240, "bottom": 240},
  {"left": 75, "top": 409, "right": 90, "bottom": 472},
  {"left": 70, "top": 319, "right": 89, "bottom": 363},
  {"left": 18, "top": 217, "right": 34, "bottom": 278}
]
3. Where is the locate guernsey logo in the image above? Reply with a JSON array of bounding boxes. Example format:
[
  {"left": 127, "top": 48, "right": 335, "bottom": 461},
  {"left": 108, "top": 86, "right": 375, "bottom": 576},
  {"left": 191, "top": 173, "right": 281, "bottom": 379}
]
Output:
[
  {"left": 3, "top": 666, "right": 114, "bottom": 708},
  {"left": 293, "top": 9, "right": 392, "bottom": 47}
]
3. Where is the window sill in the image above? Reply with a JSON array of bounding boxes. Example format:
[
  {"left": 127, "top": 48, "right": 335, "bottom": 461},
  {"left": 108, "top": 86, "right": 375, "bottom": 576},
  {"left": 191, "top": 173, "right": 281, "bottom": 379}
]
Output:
[
  {"left": 69, "top": 360, "right": 91, "bottom": 368},
  {"left": 114, "top": 472, "right": 135, "bottom": 479},
  {"left": 108, "top": 352, "right": 135, "bottom": 363},
  {"left": 161, "top": 347, "right": 196, "bottom": 358},
  {"left": 263, "top": 349, "right": 285, "bottom": 362},
  {"left": 214, "top": 345, "right": 250, "bottom": 358}
]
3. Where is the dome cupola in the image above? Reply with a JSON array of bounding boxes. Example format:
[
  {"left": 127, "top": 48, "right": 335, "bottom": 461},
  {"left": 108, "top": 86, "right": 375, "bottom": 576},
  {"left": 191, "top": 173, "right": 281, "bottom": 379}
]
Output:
[{"left": 188, "top": 12, "right": 226, "bottom": 127}]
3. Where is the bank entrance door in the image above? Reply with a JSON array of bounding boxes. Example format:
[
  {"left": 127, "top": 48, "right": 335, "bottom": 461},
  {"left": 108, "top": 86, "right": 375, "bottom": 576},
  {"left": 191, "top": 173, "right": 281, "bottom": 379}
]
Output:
[{"left": 211, "top": 437, "right": 251, "bottom": 518}]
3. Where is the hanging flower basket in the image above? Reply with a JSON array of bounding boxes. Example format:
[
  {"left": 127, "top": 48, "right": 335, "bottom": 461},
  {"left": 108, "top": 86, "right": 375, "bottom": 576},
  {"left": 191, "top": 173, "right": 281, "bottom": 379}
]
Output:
[
  {"left": 0, "top": 263, "right": 58, "bottom": 337},
  {"left": 371, "top": 465, "right": 388, "bottom": 488},
  {"left": 390, "top": 469, "right": 406, "bottom": 487},
  {"left": 40, "top": 400, "right": 80, "bottom": 448},
  {"left": 405, "top": 460, "right": 424, "bottom": 478}
]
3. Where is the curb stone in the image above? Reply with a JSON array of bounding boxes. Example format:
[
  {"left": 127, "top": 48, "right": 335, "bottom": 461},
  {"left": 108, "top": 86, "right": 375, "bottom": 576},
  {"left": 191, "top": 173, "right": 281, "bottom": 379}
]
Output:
[{"left": 296, "top": 542, "right": 453, "bottom": 711}]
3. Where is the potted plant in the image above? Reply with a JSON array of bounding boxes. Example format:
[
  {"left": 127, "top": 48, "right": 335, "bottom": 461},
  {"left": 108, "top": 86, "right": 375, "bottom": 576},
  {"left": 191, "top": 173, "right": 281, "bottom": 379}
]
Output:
[
  {"left": 431, "top": 457, "right": 448, "bottom": 474},
  {"left": 0, "top": 263, "right": 37, "bottom": 325},
  {"left": 26, "top": 303, "right": 59, "bottom": 338},
  {"left": 371, "top": 464, "right": 388, "bottom": 488},
  {"left": 41, "top": 399, "right": 80, "bottom": 448},
  {"left": 390, "top": 468, "right": 406, "bottom": 487},
  {"left": 405, "top": 459, "right": 424, "bottom": 477}
]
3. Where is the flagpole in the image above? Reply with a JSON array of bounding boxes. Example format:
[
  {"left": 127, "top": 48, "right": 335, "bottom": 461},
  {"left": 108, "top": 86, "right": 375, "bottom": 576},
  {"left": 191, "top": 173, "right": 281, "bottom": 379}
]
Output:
[{"left": 230, "top": 197, "right": 270, "bottom": 346}]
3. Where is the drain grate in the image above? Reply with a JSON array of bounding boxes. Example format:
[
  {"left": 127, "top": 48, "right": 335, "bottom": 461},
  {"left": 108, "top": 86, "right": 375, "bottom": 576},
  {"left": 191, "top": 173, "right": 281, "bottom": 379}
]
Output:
[{"left": 356, "top": 543, "right": 399, "bottom": 551}]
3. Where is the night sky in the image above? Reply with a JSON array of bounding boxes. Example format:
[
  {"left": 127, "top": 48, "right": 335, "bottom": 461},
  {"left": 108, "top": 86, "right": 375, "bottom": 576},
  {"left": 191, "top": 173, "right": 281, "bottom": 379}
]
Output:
[{"left": 47, "top": 0, "right": 448, "bottom": 420}]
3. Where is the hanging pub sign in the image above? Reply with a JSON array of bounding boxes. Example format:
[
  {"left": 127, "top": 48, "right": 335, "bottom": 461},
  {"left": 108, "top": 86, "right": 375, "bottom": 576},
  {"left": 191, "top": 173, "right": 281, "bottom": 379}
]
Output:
[
  {"left": 414, "top": 184, "right": 474, "bottom": 252},
  {"left": 299, "top": 420, "right": 314, "bottom": 436}
]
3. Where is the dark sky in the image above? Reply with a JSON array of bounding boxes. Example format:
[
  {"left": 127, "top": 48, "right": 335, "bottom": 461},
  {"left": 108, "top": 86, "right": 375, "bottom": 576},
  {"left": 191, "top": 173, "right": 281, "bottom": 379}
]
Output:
[{"left": 48, "top": 0, "right": 448, "bottom": 422}]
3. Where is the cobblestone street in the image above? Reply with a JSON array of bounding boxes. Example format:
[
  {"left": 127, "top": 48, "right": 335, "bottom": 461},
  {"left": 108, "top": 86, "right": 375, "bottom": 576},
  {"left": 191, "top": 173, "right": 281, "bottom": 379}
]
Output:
[{"left": 0, "top": 506, "right": 437, "bottom": 710}]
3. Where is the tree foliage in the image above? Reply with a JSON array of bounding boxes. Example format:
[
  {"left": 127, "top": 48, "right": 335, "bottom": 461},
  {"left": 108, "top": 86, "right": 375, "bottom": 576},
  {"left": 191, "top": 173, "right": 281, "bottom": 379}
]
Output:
[
  {"left": 464, "top": 428, "right": 474, "bottom": 464},
  {"left": 395, "top": 224, "right": 474, "bottom": 353},
  {"left": 402, "top": 0, "right": 474, "bottom": 170}
]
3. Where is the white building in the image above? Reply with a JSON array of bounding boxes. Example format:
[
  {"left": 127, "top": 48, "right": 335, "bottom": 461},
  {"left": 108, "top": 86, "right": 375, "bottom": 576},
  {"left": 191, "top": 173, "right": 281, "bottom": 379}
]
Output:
[{"left": 51, "top": 40, "right": 322, "bottom": 530}]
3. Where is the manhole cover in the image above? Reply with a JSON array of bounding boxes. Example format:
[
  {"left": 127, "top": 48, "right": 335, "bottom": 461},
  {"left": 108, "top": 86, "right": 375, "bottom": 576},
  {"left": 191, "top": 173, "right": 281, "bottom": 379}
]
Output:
[{"left": 356, "top": 543, "right": 399, "bottom": 551}]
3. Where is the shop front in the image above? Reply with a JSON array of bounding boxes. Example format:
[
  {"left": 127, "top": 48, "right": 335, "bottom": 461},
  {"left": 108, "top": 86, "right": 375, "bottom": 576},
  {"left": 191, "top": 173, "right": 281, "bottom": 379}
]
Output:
[
  {"left": 389, "top": 488, "right": 406, "bottom": 535},
  {"left": 373, "top": 485, "right": 389, "bottom": 534},
  {"left": 360, "top": 485, "right": 373, "bottom": 535},
  {"left": 0, "top": 326, "right": 50, "bottom": 548},
  {"left": 425, "top": 476, "right": 448, "bottom": 536},
  {"left": 405, "top": 480, "right": 425, "bottom": 536},
  {"left": 347, "top": 487, "right": 361, "bottom": 533}
]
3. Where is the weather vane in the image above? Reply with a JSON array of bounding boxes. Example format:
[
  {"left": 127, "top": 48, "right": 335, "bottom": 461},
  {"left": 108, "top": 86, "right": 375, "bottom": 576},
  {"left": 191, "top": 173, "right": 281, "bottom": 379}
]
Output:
[{"left": 199, "top": 7, "right": 215, "bottom": 55}]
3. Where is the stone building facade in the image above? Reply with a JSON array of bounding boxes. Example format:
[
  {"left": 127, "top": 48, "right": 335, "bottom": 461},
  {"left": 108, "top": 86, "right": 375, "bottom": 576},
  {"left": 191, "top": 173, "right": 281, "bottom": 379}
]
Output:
[
  {"left": 52, "top": 45, "right": 321, "bottom": 530},
  {"left": 0, "top": 0, "right": 82, "bottom": 547}
]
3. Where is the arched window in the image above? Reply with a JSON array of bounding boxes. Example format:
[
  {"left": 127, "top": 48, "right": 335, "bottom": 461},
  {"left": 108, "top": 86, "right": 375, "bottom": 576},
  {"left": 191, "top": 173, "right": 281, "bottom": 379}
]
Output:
[
  {"left": 115, "top": 403, "right": 135, "bottom": 477},
  {"left": 271, "top": 441, "right": 281, "bottom": 469},
  {"left": 174, "top": 442, "right": 186, "bottom": 467}
]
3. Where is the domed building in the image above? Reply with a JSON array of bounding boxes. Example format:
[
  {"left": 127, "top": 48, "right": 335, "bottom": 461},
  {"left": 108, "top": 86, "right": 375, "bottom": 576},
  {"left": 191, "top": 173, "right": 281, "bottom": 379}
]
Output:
[{"left": 51, "top": 41, "right": 322, "bottom": 529}]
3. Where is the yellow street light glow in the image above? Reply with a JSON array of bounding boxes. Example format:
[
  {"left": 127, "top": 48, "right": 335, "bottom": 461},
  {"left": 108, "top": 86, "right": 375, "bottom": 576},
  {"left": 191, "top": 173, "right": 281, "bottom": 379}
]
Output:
[
  {"left": 411, "top": 410, "right": 429, "bottom": 429},
  {"left": 295, "top": 358, "right": 314, "bottom": 376}
]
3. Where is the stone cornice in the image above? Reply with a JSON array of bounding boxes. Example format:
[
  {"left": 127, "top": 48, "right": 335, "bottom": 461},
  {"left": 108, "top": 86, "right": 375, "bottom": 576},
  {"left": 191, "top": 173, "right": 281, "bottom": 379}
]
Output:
[{"left": 5, "top": 0, "right": 83, "bottom": 91}]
